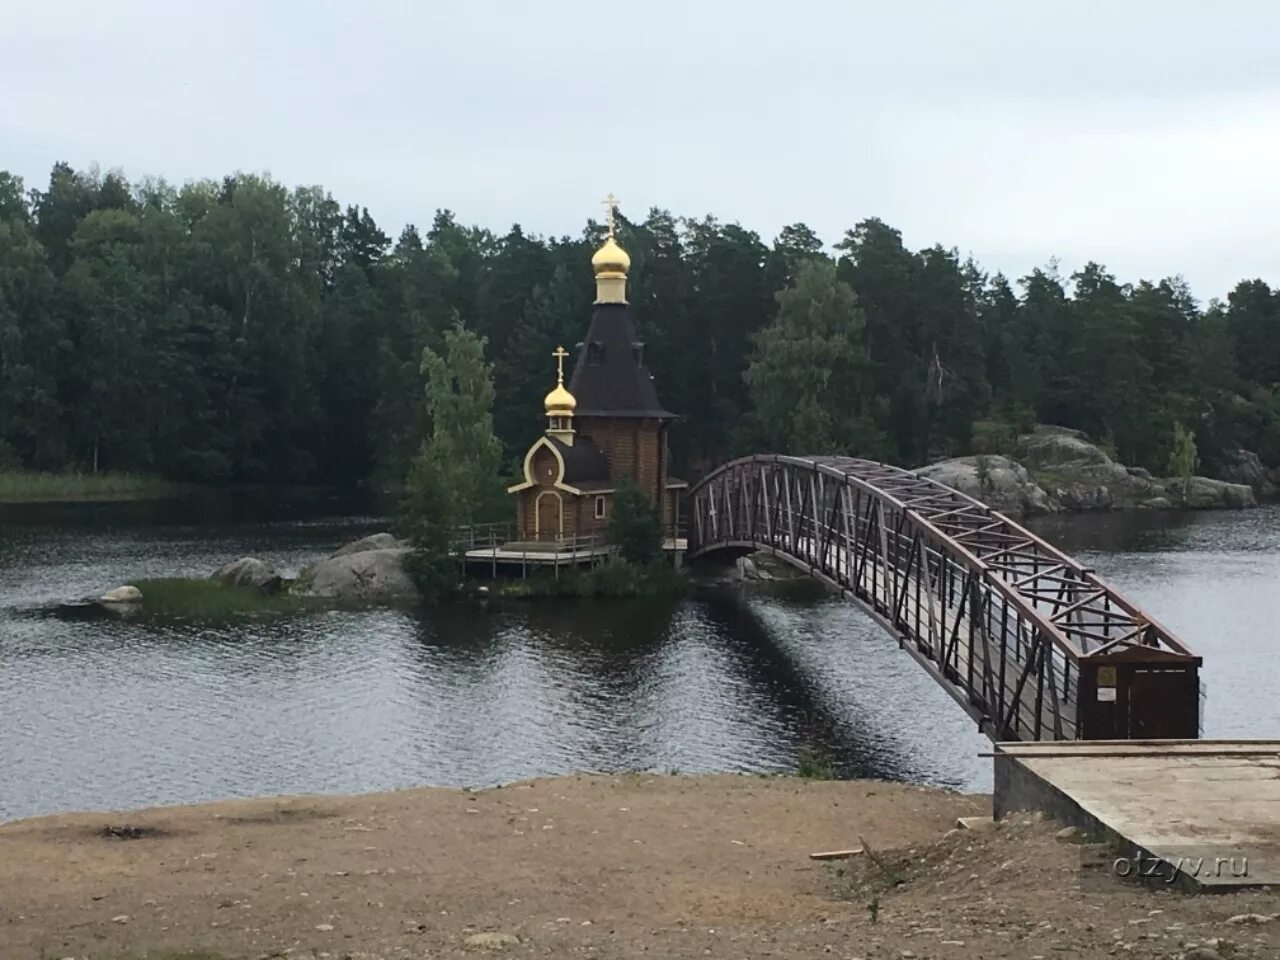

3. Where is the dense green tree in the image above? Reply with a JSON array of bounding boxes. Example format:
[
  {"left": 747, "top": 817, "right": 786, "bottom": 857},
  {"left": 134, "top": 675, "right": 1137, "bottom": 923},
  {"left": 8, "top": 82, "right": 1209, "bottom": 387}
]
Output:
[
  {"left": 400, "top": 323, "right": 505, "bottom": 596},
  {"left": 745, "top": 260, "right": 880, "bottom": 455},
  {"left": 2, "top": 160, "right": 1279, "bottom": 496},
  {"left": 1225, "top": 280, "right": 1279, "bottom": 387}
]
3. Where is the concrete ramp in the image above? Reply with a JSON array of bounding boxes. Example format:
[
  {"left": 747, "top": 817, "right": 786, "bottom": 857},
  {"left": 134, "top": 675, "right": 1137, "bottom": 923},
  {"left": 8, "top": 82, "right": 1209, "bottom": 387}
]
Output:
[{"left": 994, "top": 740, "right": 1280, "bottom": 890}]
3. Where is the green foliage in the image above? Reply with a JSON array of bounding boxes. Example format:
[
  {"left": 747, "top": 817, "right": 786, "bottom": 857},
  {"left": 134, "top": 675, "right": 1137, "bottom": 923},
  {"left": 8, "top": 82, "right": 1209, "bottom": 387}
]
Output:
[
  {"left": 606, "top": 475, "right": 663, "bottom": 567},
  {"left": 2, "top": 161, "right": 1280, "bottom": 491},
  {"left": 502, "top": 557, "right": 686, "bottom": 599},
  {"left": 1168, "top": 422, "right": 1199, "bottom": 478},
  {"left": 128, "top": 578, "right": 310, "bottom": 618},
  {"left": 400, "top": 323, "right": 506, "bottom": 599},
  {"left": 970, "top": 419, "right": 1018, "bottom": 456},
  {"left": 746, "top": 260, "right": 881, "bottom": 456}
]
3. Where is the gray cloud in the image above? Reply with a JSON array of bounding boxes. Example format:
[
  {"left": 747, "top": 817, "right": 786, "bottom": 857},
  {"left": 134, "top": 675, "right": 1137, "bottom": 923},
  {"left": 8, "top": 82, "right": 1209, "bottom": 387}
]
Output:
[{"left": 4, "top": 0, "right": 1277, "bottom": 299}]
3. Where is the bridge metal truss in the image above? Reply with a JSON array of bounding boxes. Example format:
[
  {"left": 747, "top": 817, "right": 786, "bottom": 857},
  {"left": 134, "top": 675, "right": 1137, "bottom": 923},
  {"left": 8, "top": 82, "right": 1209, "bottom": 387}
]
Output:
[{"left": 687, "top": 455, "right": 1201, "bottom": 742}]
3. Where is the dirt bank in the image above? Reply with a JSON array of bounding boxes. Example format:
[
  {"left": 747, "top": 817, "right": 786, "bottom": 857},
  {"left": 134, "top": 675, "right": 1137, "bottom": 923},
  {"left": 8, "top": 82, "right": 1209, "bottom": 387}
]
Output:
[{"left": 1, "top": 775, "right": 1276, "bottom": 960}]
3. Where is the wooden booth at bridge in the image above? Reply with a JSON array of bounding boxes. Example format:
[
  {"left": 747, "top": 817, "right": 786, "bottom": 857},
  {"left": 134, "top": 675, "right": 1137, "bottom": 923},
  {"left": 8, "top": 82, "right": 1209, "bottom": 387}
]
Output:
[{"left": 687, "top": 455, "right": 1202, "bottom": 743}]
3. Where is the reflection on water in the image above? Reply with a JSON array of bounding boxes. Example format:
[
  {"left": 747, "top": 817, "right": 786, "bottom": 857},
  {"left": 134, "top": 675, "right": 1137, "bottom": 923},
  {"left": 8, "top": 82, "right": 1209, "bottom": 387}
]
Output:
[{"left": 1, "top": 499, "right": 1277, "bottom": 821}]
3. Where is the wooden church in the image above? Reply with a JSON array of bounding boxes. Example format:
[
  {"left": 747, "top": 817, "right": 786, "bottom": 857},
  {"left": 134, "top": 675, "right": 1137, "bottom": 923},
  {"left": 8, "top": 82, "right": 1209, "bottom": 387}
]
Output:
[{"left": 507, "top": 197, "right": 685, "bottom": 543}]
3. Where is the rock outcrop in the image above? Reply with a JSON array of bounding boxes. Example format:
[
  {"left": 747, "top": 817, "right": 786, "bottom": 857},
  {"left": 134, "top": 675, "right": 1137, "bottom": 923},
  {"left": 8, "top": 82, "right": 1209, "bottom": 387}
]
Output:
[
  {"left": 210, "top": 557, "right": 282, "bottom": 593},
  {"left": 1217, "top": 449, "right": 1277, "bottom": 498},
  {"left": 99, "top": 585, "right": 142, "bottom": 604},
  {"left": 1016, "top": 426, "right": 1165, "bottom": 511},
  {"left": 1170, "top": 476, "right": 1257, "bottom": 510},
  {"left": 919, "top": 425, "right": 1258, "bottom": 517},
  {"left": 329, "top": 532, "right": 405, "bottom": 559},
  {"left": 294, "top": 547, "right": 419, "bottom": 603},
  {"left": 916, "top": 455, "right": 1056, "bottom": 517},
  {"left": 1016, "top": 425, "right": 1255, "bottom": 512}
]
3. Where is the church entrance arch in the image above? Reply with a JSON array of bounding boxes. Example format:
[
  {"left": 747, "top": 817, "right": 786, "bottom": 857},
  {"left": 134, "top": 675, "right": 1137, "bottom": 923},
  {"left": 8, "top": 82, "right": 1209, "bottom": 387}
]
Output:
[{"left": 535, "top": 490, "right": 563, "bottom": 541}]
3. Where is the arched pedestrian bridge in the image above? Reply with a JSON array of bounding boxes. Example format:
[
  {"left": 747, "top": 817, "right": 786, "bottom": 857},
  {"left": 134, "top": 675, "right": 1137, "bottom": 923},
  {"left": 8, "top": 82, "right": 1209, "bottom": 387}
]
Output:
[{"left": 687, "top": 455, "right": 1202, "bottom": 742}]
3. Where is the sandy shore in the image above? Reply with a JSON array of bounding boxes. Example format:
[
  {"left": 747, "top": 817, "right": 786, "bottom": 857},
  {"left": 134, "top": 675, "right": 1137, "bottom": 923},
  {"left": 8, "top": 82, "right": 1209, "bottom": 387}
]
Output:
[{"left": 2, "top": 775, "right": 1277, "bottom": 960}]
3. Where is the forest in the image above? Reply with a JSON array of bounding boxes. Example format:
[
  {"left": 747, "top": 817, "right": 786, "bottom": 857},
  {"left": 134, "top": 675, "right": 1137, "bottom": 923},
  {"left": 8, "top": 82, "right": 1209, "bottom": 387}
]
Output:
[{"left": 2, "top": 162, "right": 1279, "bottom": 490}]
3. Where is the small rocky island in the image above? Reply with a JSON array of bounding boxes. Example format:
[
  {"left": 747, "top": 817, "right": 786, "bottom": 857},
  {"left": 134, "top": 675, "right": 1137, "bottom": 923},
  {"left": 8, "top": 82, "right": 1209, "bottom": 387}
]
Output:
[{"left": 97, "top": 533, "right": 422, "bottom": 609}]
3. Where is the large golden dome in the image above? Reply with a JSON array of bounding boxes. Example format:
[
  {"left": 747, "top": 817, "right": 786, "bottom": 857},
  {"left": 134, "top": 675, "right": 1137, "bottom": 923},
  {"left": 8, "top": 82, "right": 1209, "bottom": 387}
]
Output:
[{"left": 591, "top": 235, "right": 630, "bottom": 278}]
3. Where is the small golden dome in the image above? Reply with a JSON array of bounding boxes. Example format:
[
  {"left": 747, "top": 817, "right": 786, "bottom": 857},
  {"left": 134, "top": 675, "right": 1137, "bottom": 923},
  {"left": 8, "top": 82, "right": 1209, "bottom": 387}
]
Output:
[
  {"left": 591, "top": 235, "right": 630, "bottom": 278},
  {"left": 544, "top": 381, "right": 576, "bottom": 417}
]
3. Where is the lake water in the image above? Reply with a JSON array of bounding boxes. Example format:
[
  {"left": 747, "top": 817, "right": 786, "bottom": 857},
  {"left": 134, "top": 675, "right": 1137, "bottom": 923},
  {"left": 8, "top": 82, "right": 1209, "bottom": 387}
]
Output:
[{"left": 2, "top": 497, "right": 1278, "bottom": 823}]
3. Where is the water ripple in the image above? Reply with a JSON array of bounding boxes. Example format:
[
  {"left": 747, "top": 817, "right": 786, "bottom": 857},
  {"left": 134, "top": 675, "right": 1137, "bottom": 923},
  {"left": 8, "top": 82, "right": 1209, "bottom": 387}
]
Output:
[{"left": 2, "top": 501, "right": 1278, "bottom": 821}]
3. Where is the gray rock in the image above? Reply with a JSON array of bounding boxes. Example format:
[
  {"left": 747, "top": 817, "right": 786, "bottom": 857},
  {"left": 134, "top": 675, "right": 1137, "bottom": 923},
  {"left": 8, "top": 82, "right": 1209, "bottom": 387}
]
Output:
[
  {"left": 210, "top": 557, "right": 282, "bottom": 593},
  {"left": 1169, "top": 476, "right": 1257, "bottom": 510},
  {"left": 329, "top": 532, "right": 404, "bottom": 559},
  {"left": 1217, "top": 449, "right": 1276, "bottom": 497},
  {"left": 917, "top": 455, "right": 1055, "bottom": 518},
  {"left": 1019, "top": 425, "right": 1111, "bottom": 469},
  {"left": 294, "top": 548, "right": 419, "bottom": 603},
  {"left": 1015, "top": 425, "right": 1255, "bottom": 512},
  {"left": 753, "top": 552, "right": 801, "bottom": 580},
  {"left": 1019, "top": 426, "right": 1163, "bottom": 511},
  {"left": 99, "top": 585, "right": 142, "bottom": 604}
]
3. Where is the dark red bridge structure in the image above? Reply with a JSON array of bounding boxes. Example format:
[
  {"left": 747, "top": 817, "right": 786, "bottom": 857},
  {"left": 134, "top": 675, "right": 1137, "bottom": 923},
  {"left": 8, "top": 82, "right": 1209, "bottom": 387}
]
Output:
[{"left": 687, "top": 455, "right": 1202, "bottom": 742}]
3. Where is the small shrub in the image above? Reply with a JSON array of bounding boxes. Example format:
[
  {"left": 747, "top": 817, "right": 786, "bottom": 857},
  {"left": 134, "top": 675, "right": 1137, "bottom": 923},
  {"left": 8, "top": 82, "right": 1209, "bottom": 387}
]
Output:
[
  {"left": 607, "top": 476, "right": 663, "bottom": 567},
  {"left": 796, "top": 746, "right": 836, "bottom": 780},
  {"left": 1167, "top": 422, "right": 1199, "bottom": 478}
]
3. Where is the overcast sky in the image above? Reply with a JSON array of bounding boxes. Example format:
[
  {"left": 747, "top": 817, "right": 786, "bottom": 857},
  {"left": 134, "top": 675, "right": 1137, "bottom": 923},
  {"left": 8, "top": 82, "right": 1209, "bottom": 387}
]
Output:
[{"left": 3, "top": 1, "right": 1277, "bottom": 301}]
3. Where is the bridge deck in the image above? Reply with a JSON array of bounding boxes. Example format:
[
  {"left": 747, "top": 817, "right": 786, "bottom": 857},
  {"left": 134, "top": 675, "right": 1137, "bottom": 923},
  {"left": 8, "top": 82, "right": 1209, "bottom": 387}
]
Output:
[
  {"left": 755, "top": 537, "right": 1077, "bottom": 740},
  {"left": 689, "top": 455, "right": 1199, "bottom": 742}
]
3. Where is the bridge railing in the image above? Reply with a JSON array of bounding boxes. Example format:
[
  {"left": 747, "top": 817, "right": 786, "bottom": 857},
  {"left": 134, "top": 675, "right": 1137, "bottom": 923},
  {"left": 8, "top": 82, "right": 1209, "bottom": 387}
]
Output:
[{"left": 688, "top": 455, "right": 1201, "bottom": 742}]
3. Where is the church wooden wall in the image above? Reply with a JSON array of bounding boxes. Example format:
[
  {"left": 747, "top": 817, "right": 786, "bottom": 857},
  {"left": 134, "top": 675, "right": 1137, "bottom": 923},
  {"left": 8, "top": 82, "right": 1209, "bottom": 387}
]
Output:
[
  {"left": 514, "top": 420, "right": 682, "bottom": 545},
  {"left": 576, "top": 417, "right": 666, "bottom": 506}
]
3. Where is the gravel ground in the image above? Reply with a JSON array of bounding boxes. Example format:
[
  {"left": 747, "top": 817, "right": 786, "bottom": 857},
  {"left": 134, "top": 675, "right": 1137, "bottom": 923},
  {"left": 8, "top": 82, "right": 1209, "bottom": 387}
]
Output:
[{"left": 0, "top": 774, "right": 1275, "bottom": 960}]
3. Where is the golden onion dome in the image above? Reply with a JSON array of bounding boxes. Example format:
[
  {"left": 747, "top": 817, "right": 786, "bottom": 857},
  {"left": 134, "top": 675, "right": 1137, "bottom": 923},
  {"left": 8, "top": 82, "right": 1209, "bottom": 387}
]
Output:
[
  {"left": 544, "top": 381, "right": 576, "bottom": 417},
  {"left": 591, "top": 234, "right": 630, "bottom": 278}
]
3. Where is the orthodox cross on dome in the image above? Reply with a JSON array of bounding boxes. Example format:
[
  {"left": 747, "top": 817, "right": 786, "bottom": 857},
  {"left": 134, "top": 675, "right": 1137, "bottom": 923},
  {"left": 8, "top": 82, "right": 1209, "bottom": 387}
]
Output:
[
  {"left": 601, "top": 192, "right": 619, "bottom": 238},
  {"left": 552, "top": 345, "right": 569, "bottom": 383}
]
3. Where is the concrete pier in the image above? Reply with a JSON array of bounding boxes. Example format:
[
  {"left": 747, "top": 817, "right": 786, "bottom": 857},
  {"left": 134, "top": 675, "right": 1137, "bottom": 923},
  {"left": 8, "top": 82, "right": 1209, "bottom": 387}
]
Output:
[{"left": 994, "top": 740, "right": 1280, "bottom": 890}]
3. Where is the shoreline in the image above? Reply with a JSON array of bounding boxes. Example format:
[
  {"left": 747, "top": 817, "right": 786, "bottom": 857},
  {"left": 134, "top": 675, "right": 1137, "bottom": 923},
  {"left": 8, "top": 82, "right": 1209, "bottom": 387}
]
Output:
[{"left": 2, "top": 774, "right": 1278, "bottom": 960}]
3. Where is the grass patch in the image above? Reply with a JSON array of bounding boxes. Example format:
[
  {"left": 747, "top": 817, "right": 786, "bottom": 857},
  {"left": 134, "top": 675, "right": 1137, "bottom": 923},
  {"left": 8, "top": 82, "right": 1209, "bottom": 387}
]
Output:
[
  {"left": 795, "top": 747, "right": 837, "bottom": 780},
  {"left": 0, "top": 470, "right": 187, "bottom": 503},
  {"left": 129, "top": 578, "right": 311, "bottom": 618},
  {"left": 499, "top": 557, "right": 688, "bottom": 599}
]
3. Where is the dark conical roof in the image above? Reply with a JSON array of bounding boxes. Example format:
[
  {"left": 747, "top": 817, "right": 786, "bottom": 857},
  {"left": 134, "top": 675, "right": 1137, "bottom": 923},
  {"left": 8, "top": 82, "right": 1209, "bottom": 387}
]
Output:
[{"left": 568, "top": 302, "right": 673, "bottom": 419}]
